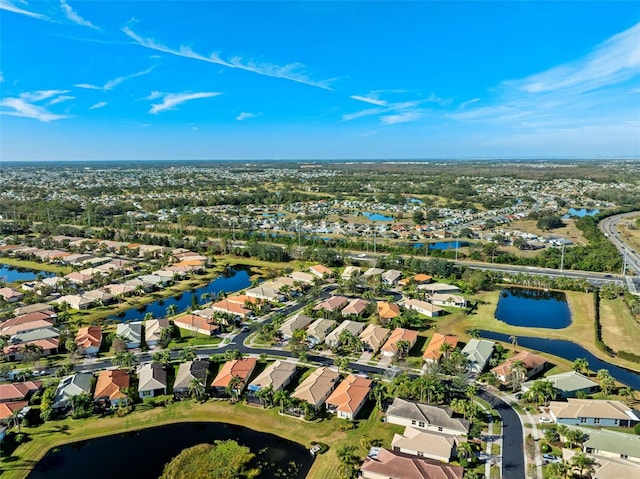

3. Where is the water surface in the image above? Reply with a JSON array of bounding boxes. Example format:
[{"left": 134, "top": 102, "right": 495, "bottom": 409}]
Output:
[
  {"left": 495, "top": 287, "right": 571, "bottom": 329},
  {"left": 0, "top": 264, "right": 55, "bottom": 283}
]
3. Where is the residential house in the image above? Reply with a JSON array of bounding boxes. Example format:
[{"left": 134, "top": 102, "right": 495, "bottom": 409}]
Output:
[
  {"left": 209, "top": 299, "right": 252, "bottom": 319},
  {"left": 75, "top": 326, "right": 102, "bottom": 356},
  {"left": 361, "top": 448, "right": 464, "bottom": 479},
  {"left": 115, "top": 322, "right": 143, "bottom": 349},
  {"left": 385, "top": 398, "right": 470, "bottom": 436},
  {"left": 418, "top": 283, "right": 462, "bottom": 295},
  {"left": 577, "top": 426, "right": 640, "bottom": 463},
  {"left": 325, "top": 374, "right": 372, "bottom": 420},
  {"left": 325, "top": 320, "right": 366, "bottom": 348},
  {"left": 392, "top": 427, "right": 464, "bottom": 463},
  {"left": 309, "top": 264, "right": 333, "bottom": 279},
  {"left": 363, "top": 267, "right": 384, "bottom": 278},
  {"left": 174, "top": 314, "right": 219, "bottom": 337},
  {"left": 64, "top": 271, "right": 93, "bottom": 286},
  {"left": 0, "top": 317, "right": 55, "bottom": 336},
  {"left": 381, "top": 328, "right": 419, "bottom": 358},
  {"left": 278, "top": 314, "right": 313, "bottom": 340},
  {"left": 314, "top": 295, "right": 349, "bottom": 313},
  {"left": 292, "top": 367, "right": 340, "bottom": 410},
  {"left": 290, "top": 271, "right": 316, "bottom": 284},
  {"left": 381, "top": 269, "right": 402, "bottom": 286},
  {"left": 0, "top": 287, "right": 23, "bottom": 303},
  {"left": 404, "top": 299, "right": 444, "bottom": 318},
  {"left": 245, "top": 285, "right": 284, "bottom": 302},
  {"left": 103, "top": 283, "right": 136, "bottom": 297},
  {"left": 428, "top": 293, "right": 468, "bottom": 308},
  {"left": 376, "top": 302, "right": 400, "bottom": 323},
  {"left": 54, "top": 294, "right": 95, "bottom": 310},
  {"left": 491, "top": 350, "right": 546, "bottom": 383},
  {"left": 0, "top": 401, "right": 27, "bottom": 425},
  {"left": 399, "top": 274, "right": 433, "bottom": 287},
  {"left": 341, "top": 298, "right": 370, "bottom": 317},
  {"left": 549, "top": 399, "right": 640, "bottom": 428},
  {"left": 137, "top": 363, "right": 168, "bottom": 398},
  {"left": 522, "top": 371, "right": 599, "bottom": 399},
  {"left": 341, "top": 266, "right": 361, "bottom": 280},
  {"left": 144, "top": 319, "right": 170, "bottom": 348},
  {"left": 137, "top": 274, "right": 170, "bottom": 288},
  {"left": 173, "top": 359, "right": 210, "bottom": 400},
  {"left": 247, "top": 360, "right": 297, "bottom": 405},
  {"left": 0, "top": 381, "right": 43, "bottom": 404},
  {"left": 211, "top": 358, "right": 257, "bottom": 397},
  {"left": 13, "top": 303, "right": 55, "bottom": 316},
  {"left": 82, "top": 289, "right": 114, "bottom": 305},
  {"left": 4, "top": 337, "right": 59, "bottom": 361},
  {"left": 422, "top": 334, "right": 459, "bottom": 363},
  {"left": 93, "top": 369, "right": 130, "bottom": 408},
  {"left": 359, "top": 324, "right": 391, "bottom": 353},
  {"left": 461, "top": 339, "right": 495, "bottom": 373},
  {"left": 52, "top": 372, "right": 94, "bottom": 410},
  {"left": 591, "top": 457, "right": 640, "bottom": 479},
  {"left": 306, "top": 318, "right": 337, "bottom": 346}
]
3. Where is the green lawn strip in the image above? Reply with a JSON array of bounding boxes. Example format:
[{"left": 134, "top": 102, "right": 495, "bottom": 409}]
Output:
[
  {"left": 0, "top": 258, "right": 72, "bottom": 275},
  {"left": 600, "top": 297, "right": 640, "bottom": 355},
  {"left": 4, "top": 400, "right": 400, "bottom": 479}
]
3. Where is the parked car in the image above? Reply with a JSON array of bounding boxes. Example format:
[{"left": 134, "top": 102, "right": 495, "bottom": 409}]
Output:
[
  {"left": 539, "top": 416, "right": 553, "bottom": 424},
  {"left": 543, "top": 454, "right": 561, "bottom": 464}
]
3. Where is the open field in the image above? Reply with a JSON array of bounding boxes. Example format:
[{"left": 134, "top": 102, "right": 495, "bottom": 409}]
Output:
[
  {"left": 600, "top": 298, "right": 640, "bottom": 354},
  {"left": 437, "top": 288, "right": 640, "bottom": 374},
  {"left": 507, "top": 218, "right": 588, "bottom": 246},
  {"left": 2, "top": 398, "right": 401, "bottom": 479}
]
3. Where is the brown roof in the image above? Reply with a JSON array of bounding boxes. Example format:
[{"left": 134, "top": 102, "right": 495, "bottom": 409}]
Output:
[
  {"left": 326, "top": 375, "right": 372, "bottom": 416},
  {"left": 94, "top": 369, "right": 130, "bottom": 401},
  {"left": 211, "top": 358, "right": 257, "bottom": 388},
  {"left": 0, "top": 381, "right": 42, "bottom": 403},
  {"left": 4, "top": 338, "right": 59, "bottom": 356},
  {"left": 174, "top": 314, "right": 220, "bottom": 333},
  {"left": 0, "top": 401, "right": 28, "bottom": 421},
  {"left": 1, "top": 311, "right": 55, "bottom": 328},
  {"left": 341, "top": 298, "right": 370, "bottom": 316},
  {"left": 423, "top": 334, "right": 459, "bottom": 361},
  {"left": 314, "top": 296, "right": 349, "bottom": 312},
  {"left": 381, "top": 328, "right": 419, "bottom": 354},
  {"left": 75, "top": 326, "right": 102, "bottom": 350},
  {"left": 361, "top": 448, "right": 464, "bottom": 479},
  {"left": 377, "top": 301, "right": 401, "bottom": 319},
  {"left": 491, "top": 350, "right": 546, "bottom": 378},
  {"left": 210, "top": 299, "right": 251, "bottom": 317}
]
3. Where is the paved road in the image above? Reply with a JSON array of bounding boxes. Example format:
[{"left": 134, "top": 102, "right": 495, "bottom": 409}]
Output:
[
  {"left": 600, "top": 212, "right": 640, "bottom": 284},
  {"left": 478, "top": 389, "right": 525, "bottom": 479}
]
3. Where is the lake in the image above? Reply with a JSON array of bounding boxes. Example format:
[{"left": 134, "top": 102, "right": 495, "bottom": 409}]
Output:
[
  {"left": 479, "top": 330, "right": 640, "bottom": 390},
  {"left": 563, "top": 208, "right": 600, "bottom": 218},
  {"left": 495, "top": 287, "right": 571, "bottom": 329},
  {"left": 0, "top": 264, "right": 55, "bottom": 283},
  {"left": 28, "top": 421, "right": 314, "bottom": 479},
  {"left": 413, "top": 241, "right": 471, "bottom": 250},
  {"left": 110, "top": 267, "right": 252, "bottom": 322},
  {"left": 363, "top": 212, "right": 393, "bottom": 221}
]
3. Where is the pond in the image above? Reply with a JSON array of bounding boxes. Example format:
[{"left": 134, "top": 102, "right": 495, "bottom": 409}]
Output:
[
  {"left": 563, "top": 208, "right": 600, "bottom": 219},
  {"left": 28, "top": 421, "right": 314, "bottom": 479},
  {"left": 412, "top": 241, "right": 471, "bottom": 250},
  {"left": 495, "top": 287, "right": 571, "bottom": 329},
  {"left": 0, "top": 264, "right": 55, "bottom": 283},
  {"left": 110, "top": 266, "right": 252, "bottom": 322},
  {"left": 362, "top": 212, "right": 393, "bottom": 221},
  {"left": 478, "top": 330, "right": 640, "bottom": 390}
]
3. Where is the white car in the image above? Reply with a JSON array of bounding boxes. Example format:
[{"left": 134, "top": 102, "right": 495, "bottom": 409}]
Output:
[{"left": 539, "top": 416, "right": 553, "bottom": 424}]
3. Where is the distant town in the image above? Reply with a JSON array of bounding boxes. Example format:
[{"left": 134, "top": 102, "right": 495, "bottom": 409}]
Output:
[{"left": 0, "top": 159, "right": 639, "bottom": 479}]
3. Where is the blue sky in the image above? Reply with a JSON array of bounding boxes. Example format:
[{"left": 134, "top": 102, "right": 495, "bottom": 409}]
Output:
[{"left": 1, "top": 1, "right": 639, "bottom": 161}]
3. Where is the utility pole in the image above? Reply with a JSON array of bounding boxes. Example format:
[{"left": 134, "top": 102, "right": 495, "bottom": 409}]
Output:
[
  {"left": 560, "top": 243, "right": 565, "bottom": 274},
  {"left": 622, "top": 249, "right": 628, "bottom": 276},
  {"left": 373, "top": 231, "right": 377, "bottom": 254},
  {"left": 455, "top": 235, "right": 459, "bottom": 262}
]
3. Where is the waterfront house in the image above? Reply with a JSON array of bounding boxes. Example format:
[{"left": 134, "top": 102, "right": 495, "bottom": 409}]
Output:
[
  {"left": 144, "top": 319, "right": 170, "bottom": 348},
  {"left": 522, "top": 371, "right": 598, "bottom": 399},
  {"left": 549, "top": 398, "right": 640, "bottom": 428},
  {"left": 361, "top": 448, "right": 464, "bottom": 479},
  {"left": 291, "top": 367, "right": 340, "bottom": 410},
  {"left": 116, "top": 322, "right": 143, "bottom": 349},
  {"left": 391, "top": 427, "right": 464, "bottom": 463},
  {"left": 174, "top": 314, "right": 219, "bottom": 337},
  {"left": 325, "top": 374, "right": 372, "bottom": 420},
  {"left": 137, "top": 363, "right": 168, "bottom": 399},
  {"left": 75, "top": 326, "right": 102, "bottom": 356},
  {"left": 94, "top": 369, "right": 130, "bottom": 408},
  {"left": 491, "top": 350, "right": 546, "bottom": 383},
  {"left": 386, "top": 398, "right": 470, "bottom": 436},
  {"left": 211, "top": 358, "right": 257, "bottom": 397},
  {"left": 461, "top": 339, "right": 495, "bottom": 373},
  {"left": 427, "top": 293, "right": 468, "bottom": 308},
  {"left": 52, "top": 372, "right": 94, "bottom": 410},
  {"left": 173, "top": 359, "right": 210, "bottom": 400},
  {"left": 246, "top": 360, "right": 297, "bottom": 405},
  {"left": 404, "top": 298, "right": 444, "bottom": 318}
]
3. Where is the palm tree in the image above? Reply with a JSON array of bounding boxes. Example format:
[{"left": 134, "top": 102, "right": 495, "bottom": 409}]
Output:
[
  {"left": 188, "top": 378, "right": 206, "bottom": 401},
  {"left": 113, "top": 351, "right": 137, "bottom": 371},
  {"left": 371, "top": 383, "right": 386, "bottom": 410},
  {"left": 547, "top": 461, "right": 570, "bottom": 479},
  {"left": 524, "top": 379, "right": 557, "bottom": 406},
  {"left": 273, "top": 389, "right": 290, "bottom": 413},
  {"left": 0, "top": 334, "right": 11, "bottom": 361},
  {"left": 571, "top": 453, "right": 596, "bottom": 479},
  {"left": 596, "top": 369, "right": 615, "bottom": 396},
  {"left": 508, "top": 335, "right": 518, "bottom": 352},
  {"left": 467, "top": 328, "right": 480, "bottom": 339},
  {"left": 439, "top": 342, "right": 454, "bottom": 360},
  {"left": 619, "top": 386, "right": 635, "bottom": 405},
  {"left": 180, "top": 347, "right": 196, "bottom": 362},
  {"left": 166, "top": 304, "right": 178, "bottom": 317},
  {"left": 456, "top": 441, "right": 474, "bottom": 461},
  {"left": 152, "top": 349, "right": 171, "bottom": 367},
  {"left": 227, "top": 375, "right": 244, "bottom": 401},
  {"left": 256, "top": 384, "right": 274, "bottom": 408},
  {"left": 395, "top": 339, "right": 411, "bottom": 361},
  {"left": 143, "top": 312, "right": 154, "bottom": 322},
  {"left": 572, "top": 358, "right": 589, "bottom": 376}
]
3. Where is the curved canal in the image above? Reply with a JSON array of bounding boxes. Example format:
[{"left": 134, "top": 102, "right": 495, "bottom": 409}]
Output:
[
  {"left": 28, "top": 421, "right": 314, "bottom": 479},
  {"left": 479, "top": 330, "right": 640, "bottom": 390}
]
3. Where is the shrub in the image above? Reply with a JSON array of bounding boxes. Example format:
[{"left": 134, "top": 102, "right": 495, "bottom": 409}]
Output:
[{"left": 635, "top": 424, "right": 640, "bottom": 435}]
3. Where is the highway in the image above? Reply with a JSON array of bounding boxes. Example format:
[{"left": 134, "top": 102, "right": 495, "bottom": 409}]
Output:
[{"left": 599, "top": 212, "right": 640, "bottom": 294}]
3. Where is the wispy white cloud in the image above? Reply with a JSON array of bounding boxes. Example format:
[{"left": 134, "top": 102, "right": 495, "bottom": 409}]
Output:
[
  {"left": 0, "top": 90, "right": 71, "bottom": 122},
  {"left": 48, "top": 95, "right": 75, "bottom": 105},
  {"left": 89, "top": 101, "right": 107, "bottom": 110},
  {"left": 147, "top": 91, "right": 223, "bottom": 114},
  {"left": 450, "top": 22, "right": 640, "bottom": 128},
  {"left": 75, "top": 66, "right": 154, "bottom": 91},
  {"left": 459, "top": 98, "right": 481, "bottom": 109},
  {"left": 0, "top": 0, "right": 48, "bottom": 20},
  {"left": 236, "top": 112, "right": 261, "bottom": 121},
  {"left": 344, "top": 92, "right": 426, "bottom": 124},
  {"left": 60, "top": 0, "right": 97, "bottom": 29},
  {"left": 122, "top": 25, "right": 334, "bottom": 90}
]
